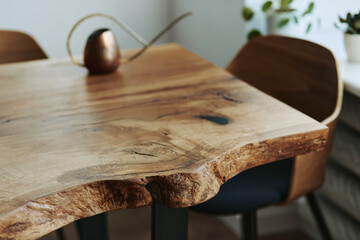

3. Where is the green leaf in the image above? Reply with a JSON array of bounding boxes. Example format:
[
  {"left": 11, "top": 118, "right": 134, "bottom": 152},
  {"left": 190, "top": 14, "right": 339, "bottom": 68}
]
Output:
[
  {"left": 262, "top": 1, "right": 273, "bottom": 12},
  {"left": 339, "top": 16, "right": 347, "bottom": 23},
  {"left": 347, "top": 13, "right": 352, "bottom": 25},
  {"left": 277, "top": 18, "right": 290, "bottom": 28},
  {"left": 306, "top": 23, "right": 312, "bottom": 33},
  {"left": 302, "top": 2, "right": 314, "bottom": 17},
  {"left": 347, "top": 26, "right": 358, "bottom": 34},
  {"left": 280, "top": 0, "right": 293, "bottom": 10},
  {"left": 293, "top": 16, "right": 299, "bottom": 24},
  {"left": 354, "top": 19, "right": 360, "bottom": 30},
  {"left": 242, "top": 7, "right": 254, "bottom": 21},
  {"left": 247, "top": 29, "right": 262, "bottom": 40}
]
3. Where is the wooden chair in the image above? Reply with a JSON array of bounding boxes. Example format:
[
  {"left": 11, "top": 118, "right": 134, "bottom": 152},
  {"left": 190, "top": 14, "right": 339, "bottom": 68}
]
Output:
[
  {"left": 191, "top": 36, "right": 343, "bottom": 240},
  {"left": 0, "top": 30, "right": 47, "bottom": 64},
  {"left": 0, "top": 30, "right": 65, "bottom": 240}
]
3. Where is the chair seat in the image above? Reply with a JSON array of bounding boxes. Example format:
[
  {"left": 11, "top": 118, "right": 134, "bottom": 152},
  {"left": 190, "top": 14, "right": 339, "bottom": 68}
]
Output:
[{"left": 191, "top": 158, "right": 294, "bottom": 215}]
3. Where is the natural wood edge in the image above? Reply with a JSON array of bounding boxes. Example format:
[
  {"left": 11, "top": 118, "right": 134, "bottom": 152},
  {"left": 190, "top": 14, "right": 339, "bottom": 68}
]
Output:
[{"left": 0, "top": 127, "right": 327, "bottom": 240}]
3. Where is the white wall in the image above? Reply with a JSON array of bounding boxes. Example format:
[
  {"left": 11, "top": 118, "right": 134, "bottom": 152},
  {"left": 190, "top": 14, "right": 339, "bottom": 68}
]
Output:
[
  {"left": 0, "top": 0, "right": 171, "bottom": 58},
  {"left": 171, "top": 0, "right": 246, "bottom": 68},
  {"left": 1, "top": 1, "right": 359, "bottom": 62}
]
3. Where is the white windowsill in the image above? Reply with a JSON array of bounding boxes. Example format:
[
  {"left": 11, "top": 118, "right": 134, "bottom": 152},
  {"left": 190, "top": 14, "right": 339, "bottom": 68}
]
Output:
[{"left": 339, "top": 59, "right": 360, "bottom": 98}]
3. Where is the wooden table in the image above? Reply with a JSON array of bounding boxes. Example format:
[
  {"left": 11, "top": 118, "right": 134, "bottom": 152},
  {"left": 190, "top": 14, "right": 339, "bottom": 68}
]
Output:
[{"left": 0, "top": 44, "right": 328, "bottom": 239}]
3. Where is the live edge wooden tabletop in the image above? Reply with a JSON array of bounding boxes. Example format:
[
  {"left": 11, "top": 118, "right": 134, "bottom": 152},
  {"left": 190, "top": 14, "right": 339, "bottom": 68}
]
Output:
[{"left": 0, "top": 43, "right": 327, "bottom": 239}]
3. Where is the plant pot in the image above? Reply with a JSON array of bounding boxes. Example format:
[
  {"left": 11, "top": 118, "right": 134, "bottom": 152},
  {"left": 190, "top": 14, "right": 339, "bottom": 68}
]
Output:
[
  {"left": 267, "top": 11, "right": 297, "bottom": 36},
  {"left": 344, "top": 33, "right": 360, "bottom": 62}
]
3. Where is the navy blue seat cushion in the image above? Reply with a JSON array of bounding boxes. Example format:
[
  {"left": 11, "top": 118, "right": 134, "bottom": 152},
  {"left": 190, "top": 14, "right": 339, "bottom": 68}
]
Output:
[{"left": 191, "top": 158, "right": 294, "bottom": 215}]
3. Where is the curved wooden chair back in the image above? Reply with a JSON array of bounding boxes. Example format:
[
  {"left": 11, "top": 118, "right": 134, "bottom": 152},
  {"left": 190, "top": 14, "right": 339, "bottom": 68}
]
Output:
[
  {"left": 226, "top": 35, "right": 343, "bottom": 203},
  {"left": 0, "top": 30, "right": 47, "bottom": 64}
]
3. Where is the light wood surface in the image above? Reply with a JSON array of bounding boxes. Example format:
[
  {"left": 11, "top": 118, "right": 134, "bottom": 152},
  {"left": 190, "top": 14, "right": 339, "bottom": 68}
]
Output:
[
  {"left": 0, "top": 30, "right": 47, "bottom": 64},
  {"left": 226, "top": 36, "right": 342, "bottom": 202},
  {"left": 0, "top": 43, "right": 327, "bottom": 239}
]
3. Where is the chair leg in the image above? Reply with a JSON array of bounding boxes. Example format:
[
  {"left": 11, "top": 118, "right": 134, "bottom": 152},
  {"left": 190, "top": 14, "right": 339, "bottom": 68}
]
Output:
[
  {"left": 151, "top": 202, "right": 189, "bottom": 240},
  {"left": 306, "top": 193, "right": 333, "bottom": 240},
  {"left": 76, "top": 213, "right": 108, "bottom": 240},
  {"left": 56, "top": 228, "right": 65, "bottom": 240},
  {"left": 242, "top": 210, "right": 257, "bottom": 240}
]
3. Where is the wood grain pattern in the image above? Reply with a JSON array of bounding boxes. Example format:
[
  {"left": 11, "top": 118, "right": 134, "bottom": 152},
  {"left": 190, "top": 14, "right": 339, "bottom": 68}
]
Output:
[
  {"left": 226, "top": 36, "right": 342, "bottom": 203},
  {"left": 0, "top": 43, "right": 327, "bottom": 239},
  {"left": 0, "top": 30, "right": 47, "bottom": 64}
]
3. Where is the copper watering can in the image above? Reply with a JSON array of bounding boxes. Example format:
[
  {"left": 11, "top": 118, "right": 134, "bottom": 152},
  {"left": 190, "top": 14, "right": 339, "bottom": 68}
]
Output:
[{"left": 67, "top": 12, "right": 192, "bottom": 74}]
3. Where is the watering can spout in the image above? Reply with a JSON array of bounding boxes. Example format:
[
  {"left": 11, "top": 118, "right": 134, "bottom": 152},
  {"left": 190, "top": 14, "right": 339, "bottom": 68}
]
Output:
[{"left": 67, "top": 12, "right": 193, "bottom": 74}]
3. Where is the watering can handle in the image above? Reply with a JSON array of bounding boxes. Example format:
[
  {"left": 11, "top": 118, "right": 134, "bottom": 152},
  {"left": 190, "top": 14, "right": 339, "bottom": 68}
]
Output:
[{"left": 67, "top": 12, "right": 193, "bottom": 66}]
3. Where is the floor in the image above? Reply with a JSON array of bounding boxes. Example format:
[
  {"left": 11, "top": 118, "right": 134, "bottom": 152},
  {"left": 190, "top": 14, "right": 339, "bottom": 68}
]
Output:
[{"left": 40, "top": 207, "right": 312, "bottom": 240}]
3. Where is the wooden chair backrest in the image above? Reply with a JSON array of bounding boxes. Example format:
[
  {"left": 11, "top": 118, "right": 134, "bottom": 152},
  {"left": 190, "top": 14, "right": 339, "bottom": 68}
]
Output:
[
  {"left": 0, "top": 30, "right": 47, "bottom": 64},
  {"left": 226, "top": 35, "right": 343, "bottom": 202}
]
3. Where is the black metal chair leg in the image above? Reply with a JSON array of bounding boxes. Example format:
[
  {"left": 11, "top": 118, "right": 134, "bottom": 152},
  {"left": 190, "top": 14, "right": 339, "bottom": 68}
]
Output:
[
  {"left": 151, "top": 202, "right": 189, "bottom": 240},
  {"left": 76, "top": 213, "right": 108, "bottom": 240},
  {"left": 306, "top": 193, "right": 333, "bottom": 240},
  {"left": 56, "top": 228, "right": 65, "bottom": 240},
  {"left": 242, "top": 210, "right": 257, "bottom": 240}
]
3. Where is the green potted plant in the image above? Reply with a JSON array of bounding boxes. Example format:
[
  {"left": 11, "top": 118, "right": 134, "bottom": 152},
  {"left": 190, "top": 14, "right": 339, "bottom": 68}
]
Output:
[
  {"left": 335, "top": 11, "right": 360, "bottom": 62},
  {"left": 243, "top": 0, "right": 315, "bottom": 39}
]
